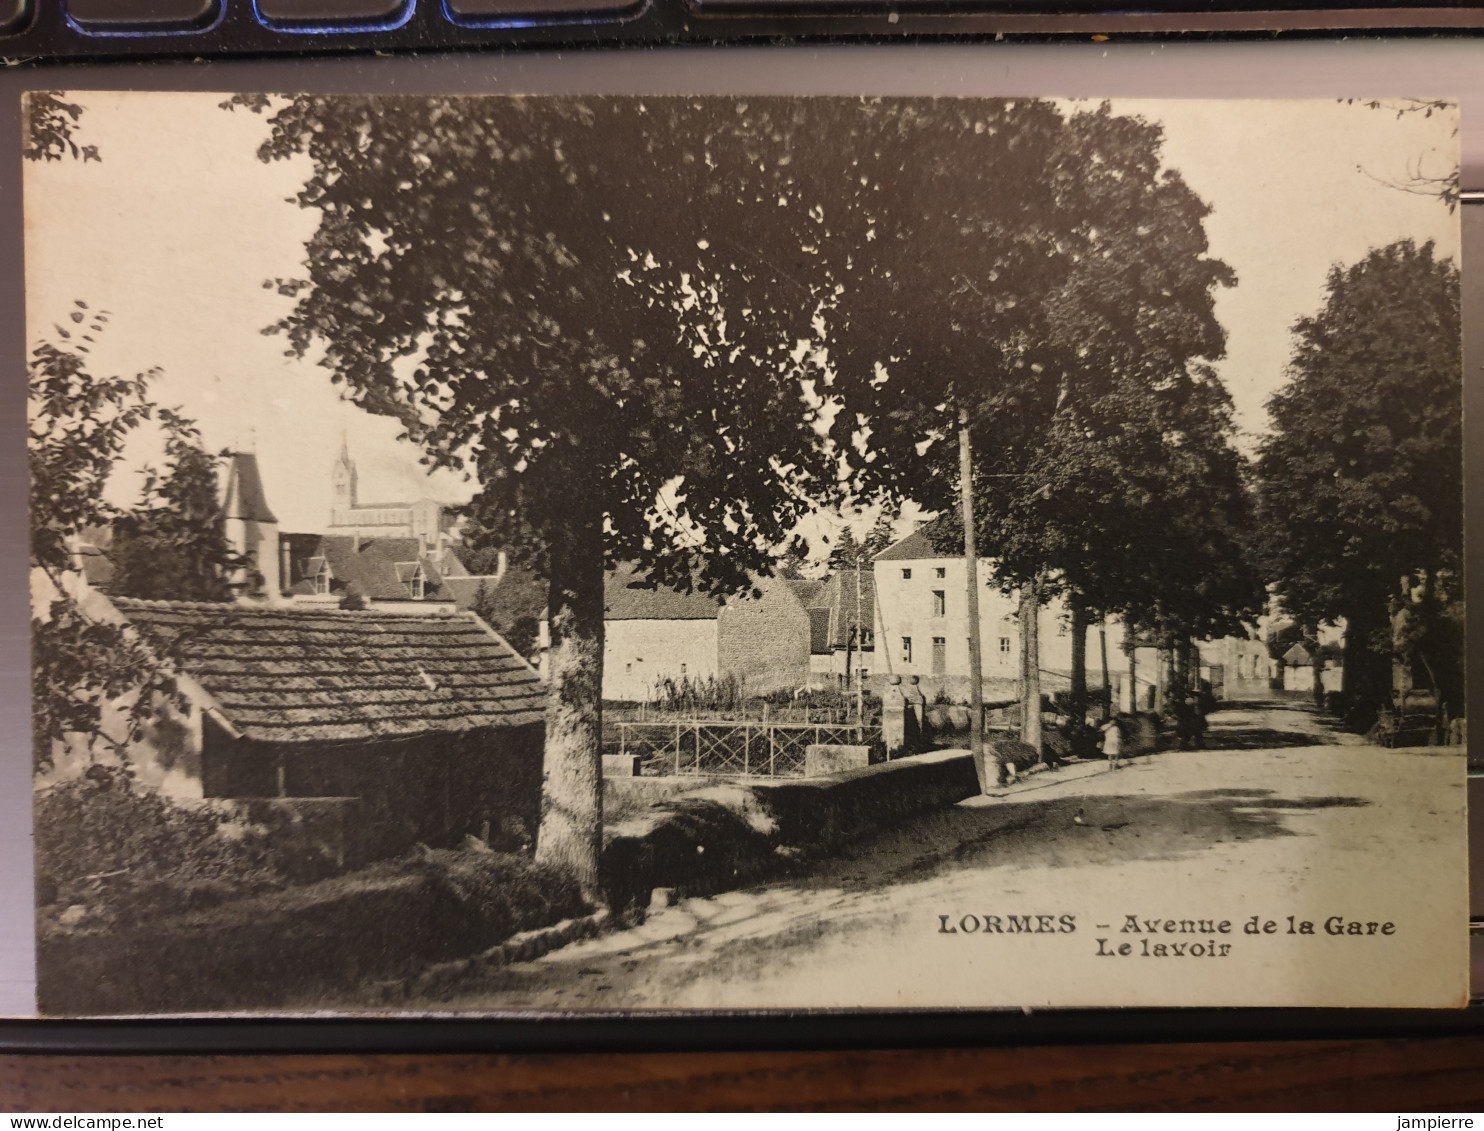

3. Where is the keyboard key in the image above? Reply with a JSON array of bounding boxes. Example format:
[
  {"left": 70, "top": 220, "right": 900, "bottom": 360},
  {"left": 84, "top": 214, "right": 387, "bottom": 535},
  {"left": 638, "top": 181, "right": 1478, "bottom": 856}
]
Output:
[
  {"left": 447, "top": 0, "right": 636, "bottom": 17},
  {"left": 0, "top": 0, "right": 30, "bottom": 33},
  {"left": 257, "top": 0, "right": 407, "bottom": 24},
  {"left": 68, "top": 0, "right": 218, "bottom": 30}
]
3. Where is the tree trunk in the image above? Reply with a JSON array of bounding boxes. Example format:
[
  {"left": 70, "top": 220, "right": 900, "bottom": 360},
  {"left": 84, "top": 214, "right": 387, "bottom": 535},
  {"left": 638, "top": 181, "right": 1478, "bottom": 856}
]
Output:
[
  {"left": 1341, "top": 596, "right": 1391, "bottom": 734},
  {"left": 1019, "top": 581, "right": 1041, "bottom": 756},
  {"left": 1125, "top": 635, "right": 1138, "bottom": 713},
  {"left": 1099, "top": 618, "right": 1112, "bottom": 722},
  {"left": 1306, "top": 622, "right": 1325, "bottom": 710},
  {"left": 533, "top": 511, "right": 606, "bottom": 899},
  {"left": 1068, "top": 593, "right": 1089, "bottom": 726}
]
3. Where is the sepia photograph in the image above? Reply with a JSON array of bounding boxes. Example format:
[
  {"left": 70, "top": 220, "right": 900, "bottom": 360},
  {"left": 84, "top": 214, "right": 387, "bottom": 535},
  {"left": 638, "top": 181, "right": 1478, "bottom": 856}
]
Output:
[{"left": 23, "top": 91, "right": 1468, "bottom": 1015}]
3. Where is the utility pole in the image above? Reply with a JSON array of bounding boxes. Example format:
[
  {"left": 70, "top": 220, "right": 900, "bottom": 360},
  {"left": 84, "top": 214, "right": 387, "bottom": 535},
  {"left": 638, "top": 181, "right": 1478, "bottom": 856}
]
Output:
[
  {"left": 1099, "top": 616, "right": 1111, "bottom": 722},
  {"left": 959, "top": 409, "right": 997, "bottom": 791},
  {"left": 855, "top": 553, "right": 865, "bottom": 723}
]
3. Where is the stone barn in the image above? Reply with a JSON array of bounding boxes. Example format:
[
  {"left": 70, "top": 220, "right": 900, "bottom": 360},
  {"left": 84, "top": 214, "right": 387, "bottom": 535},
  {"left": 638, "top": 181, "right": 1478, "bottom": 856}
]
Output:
[{"left": 110, "top": 598, "right": 546, "bottom": 853}]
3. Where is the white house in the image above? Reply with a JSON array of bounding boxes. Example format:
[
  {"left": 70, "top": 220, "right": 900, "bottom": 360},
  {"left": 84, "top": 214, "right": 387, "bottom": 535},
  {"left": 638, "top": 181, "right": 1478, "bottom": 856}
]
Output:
[
  {"left": 871, "top": 525, "right": 1148, "bottom": 708},
  {"left": 559, "top": 564, "right": 812, "bottom": 702}
]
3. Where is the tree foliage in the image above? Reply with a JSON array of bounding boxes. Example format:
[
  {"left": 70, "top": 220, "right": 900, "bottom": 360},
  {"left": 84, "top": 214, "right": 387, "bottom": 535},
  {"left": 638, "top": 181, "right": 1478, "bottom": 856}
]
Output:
[
  {"left": 22, "top": 92, "right": 100, "bottom": 164},
  {"left": 29, "top": 307, "right": 239, "bottom": 773},
  {"left": 28, "top": 322, "right": 185, "bottom": 774},
  {"left": 110, "top": 410, "right": 245, "bottom": 602},
  {"left": 1256, "top": 239, "right": 1461, "bottom": 724},
  {"left": 916, "top": 108, "right": 1259, "bottom": 646}
]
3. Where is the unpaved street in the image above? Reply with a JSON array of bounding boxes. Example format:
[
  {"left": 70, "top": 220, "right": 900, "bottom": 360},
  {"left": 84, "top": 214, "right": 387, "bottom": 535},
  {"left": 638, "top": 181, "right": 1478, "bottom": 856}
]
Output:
[{"left": 431, "top": 701, "right": 1468, "bottom": 1011}]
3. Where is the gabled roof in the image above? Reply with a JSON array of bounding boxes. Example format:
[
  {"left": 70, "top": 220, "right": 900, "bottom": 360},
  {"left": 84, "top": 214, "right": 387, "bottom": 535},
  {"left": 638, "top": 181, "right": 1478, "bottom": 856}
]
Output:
[
  {"left": 296, "top": 536, "right": 453, "bottom": 602},
  {"left": 873, "top": 522, "right": 957, "bottom": 562},
  {"left": 818, "top": 569, "right": 877, "bottom": 650},
  {"left": 604, "top": 563, "right": 724, "bottom": 621},
  {"left": 442, "top": 566, "right": 546, "bottom": 621},
  {"left": 806, "top": 606, "right": 832, "bottom": 655},
  {"left": 787, "top": 579, "right": 829, "bottom": 608},
  {"left": 114, "top": 598, "right": 543, "bottom": 744},
  {"left": 220, "top": 452, "right": 278, "bottom": 525}
]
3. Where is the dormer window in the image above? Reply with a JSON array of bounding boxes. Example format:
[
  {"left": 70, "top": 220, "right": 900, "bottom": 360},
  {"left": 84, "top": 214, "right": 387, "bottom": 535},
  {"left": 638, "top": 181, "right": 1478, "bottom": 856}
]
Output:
[{"left": 410, "top": 565, "right": 426, "bottom": 600}]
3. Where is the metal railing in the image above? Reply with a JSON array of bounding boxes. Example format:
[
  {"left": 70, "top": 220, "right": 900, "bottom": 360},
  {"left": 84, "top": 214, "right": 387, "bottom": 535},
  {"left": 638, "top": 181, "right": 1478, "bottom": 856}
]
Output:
[{"left": 615, "top": 720, "right": 875, "bottom": 778}]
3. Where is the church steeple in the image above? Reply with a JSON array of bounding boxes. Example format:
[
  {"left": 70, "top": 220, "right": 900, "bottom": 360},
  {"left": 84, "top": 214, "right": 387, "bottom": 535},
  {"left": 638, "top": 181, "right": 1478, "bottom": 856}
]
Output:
[{"left": 331, "top": 433, "right": 358, "bottom": 513}]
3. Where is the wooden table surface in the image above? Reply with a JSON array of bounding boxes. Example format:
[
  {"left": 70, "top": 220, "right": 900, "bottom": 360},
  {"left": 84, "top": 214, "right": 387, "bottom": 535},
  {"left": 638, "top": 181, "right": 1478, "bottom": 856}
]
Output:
[{"left": 5, "top": 1038, "right": 1484, "bottom": 1111}]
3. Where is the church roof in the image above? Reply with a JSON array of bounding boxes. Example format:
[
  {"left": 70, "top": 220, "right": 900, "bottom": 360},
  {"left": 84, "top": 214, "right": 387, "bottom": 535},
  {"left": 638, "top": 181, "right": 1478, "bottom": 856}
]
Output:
[
  {"left": 113, "top": 598, "right": 543, "bottom": 744},
  {"left": 220, "top": 452, "right": 278, "bottom": 525}
]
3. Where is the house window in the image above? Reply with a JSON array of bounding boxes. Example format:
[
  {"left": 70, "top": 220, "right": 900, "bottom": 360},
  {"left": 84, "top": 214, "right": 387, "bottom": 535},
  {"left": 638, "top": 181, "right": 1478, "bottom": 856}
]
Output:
[
  {"left": 935, "top": 567, "right": 946, "bottom": 579},
  {"left": 999, "top": 636, "right": 1012, "bottom": 654},
  {"left": 680, "top": 664, "right": 687, "bottom": 676},
  {"left": 901, "top": 568, "right": 912, "bottom": 580},
  {"left": 313, "top": 564, "right": 329, "bottom": 595},
  {"left": 410, "top": 569, "right": 425, "bottom": 600},
  {"left": 932, "top": 637, "right": 946, "bottom": 675},
  {"left": 932, "top": 590, "right": 946, "bottom": 617},
  {"left": 901, "top": 637, "right": 912, "bottom": 664}
]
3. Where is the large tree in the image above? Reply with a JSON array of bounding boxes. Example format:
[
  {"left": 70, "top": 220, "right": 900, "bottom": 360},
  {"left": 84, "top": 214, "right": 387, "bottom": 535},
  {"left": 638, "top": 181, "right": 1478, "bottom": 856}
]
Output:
[
  {"left": 909, "top": 106, "right": 1257, "bottom": 729},
  {"left": 240, "top": 95, "right": 884, "bottom": 892},
  {"left": 1256, "top": 239, "right": 1461, "bottom": 730}
]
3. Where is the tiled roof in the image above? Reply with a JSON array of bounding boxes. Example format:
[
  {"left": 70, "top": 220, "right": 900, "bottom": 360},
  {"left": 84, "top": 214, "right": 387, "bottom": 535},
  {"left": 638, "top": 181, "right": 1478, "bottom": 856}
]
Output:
[
  {"left": 806, "top": 606, "right": 832, "bottom": 655},
  {"left": 442, "top": 567, "right": 545, "bottom": 623},
  {"left": 819, "top": 569, "right": 877, "bottom": 650},
  {"left": 873, "top": 522, "right": 958, "bottom": 561},
  {"left": 114, "top": 598, "right": 543, "bottom": 744},
  {"left": 604, "top": 563, "right": 724, "bottom": 621},
  {"left": 787, "top": 579, "right": 829, "bottom": 608},
  {"left": 282, "top": 535, "right": 454, "bottom": 603}
]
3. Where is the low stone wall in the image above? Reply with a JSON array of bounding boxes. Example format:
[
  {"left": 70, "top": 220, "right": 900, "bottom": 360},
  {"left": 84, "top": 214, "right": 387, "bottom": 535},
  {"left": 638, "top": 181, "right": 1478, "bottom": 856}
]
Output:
[{"left": 599, "top": 750, "right": 978, "bottom": 919}]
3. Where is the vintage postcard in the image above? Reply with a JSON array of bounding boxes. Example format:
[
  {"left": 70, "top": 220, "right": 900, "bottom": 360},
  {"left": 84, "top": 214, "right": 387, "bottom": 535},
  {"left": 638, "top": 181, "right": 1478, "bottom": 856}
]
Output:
[{"left": 24, "top": 91, "right": 1467, "bottom": 1013}]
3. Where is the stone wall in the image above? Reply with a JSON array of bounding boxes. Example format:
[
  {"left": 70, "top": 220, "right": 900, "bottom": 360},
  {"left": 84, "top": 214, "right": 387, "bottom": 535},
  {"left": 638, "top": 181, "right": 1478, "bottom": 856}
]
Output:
[
  {"left": 599, "top": 750, "right": 978, "bottom": 919},
  {"left": 716, "top": 576, "right": 811, "bottom": 695}
]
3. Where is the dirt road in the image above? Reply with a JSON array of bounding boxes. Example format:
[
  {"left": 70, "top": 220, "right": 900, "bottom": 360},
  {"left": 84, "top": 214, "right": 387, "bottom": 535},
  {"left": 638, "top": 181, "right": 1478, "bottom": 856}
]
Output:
[{"left": 429, "top": 700, "right": 1469, "bottom": 1011}]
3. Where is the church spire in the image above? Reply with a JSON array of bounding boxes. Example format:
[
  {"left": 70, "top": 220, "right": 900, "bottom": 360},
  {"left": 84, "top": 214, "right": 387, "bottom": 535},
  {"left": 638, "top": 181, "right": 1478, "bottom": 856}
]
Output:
[{"left": 332, "top": 432, "right": 358, "bottom": 513}]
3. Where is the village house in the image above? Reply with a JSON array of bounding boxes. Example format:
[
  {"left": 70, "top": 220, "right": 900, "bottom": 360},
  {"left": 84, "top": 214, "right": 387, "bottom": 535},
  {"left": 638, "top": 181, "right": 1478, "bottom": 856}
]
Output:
[
  {"left": 789, "top": 570, "right": 877, "bottom": 690},
  {"left": 871, "top": 525, "right": 1138, "bottom": 706},
  {"left": 566, "top": 564, "right": 812, "bottom": 702},
  {"left": 39, "top": 583, "right": 547, "bottom": 854},
  {"left": 279, "top": 532, "right": 469, "bottom": 613}
]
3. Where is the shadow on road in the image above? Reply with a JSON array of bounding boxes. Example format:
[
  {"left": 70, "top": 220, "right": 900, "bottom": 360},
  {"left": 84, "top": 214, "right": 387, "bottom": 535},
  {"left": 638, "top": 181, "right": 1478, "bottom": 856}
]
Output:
[
  {"left": 1200, "top": 700, "right": 1344, "bottom": 751},
  {"left": 1201, "top": 726, "right": 1341, "bottom": 750},
  {"left": 819, "top": 787, "right": 1373, "bottom": 895}
]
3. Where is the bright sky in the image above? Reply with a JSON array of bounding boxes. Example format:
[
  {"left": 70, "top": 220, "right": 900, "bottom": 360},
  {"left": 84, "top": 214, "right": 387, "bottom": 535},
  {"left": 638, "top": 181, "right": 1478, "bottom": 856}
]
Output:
[{"left": 24, "top": 92, "right": 1460, "bottom": 542}]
